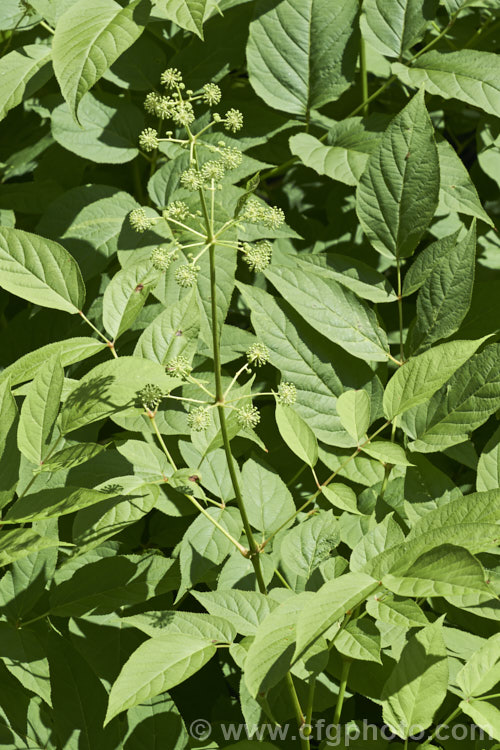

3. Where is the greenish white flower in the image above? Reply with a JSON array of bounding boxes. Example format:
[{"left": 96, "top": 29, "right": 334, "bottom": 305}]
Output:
[
  {"left": 137, "top": 383, "right": 164, "bottom": 410},
  {"left": 202, "top": 82, "right": 222, "bottom": 106},
  {"left": 180, "top": 167, "right": 203, "bottom": 191},
  {"left": 188, "top": 406, "right": 211, "bottom": 431},
  {"left": 150, "top": 246, "right": 178, "bottom": 271},
  {"left": 224, "top": 108, "right": 243, "bottom": 132},
  {"left": 163, "top": 200, "right": 190, "bottom": 220},
  {"left": 129, "top": 208, "right": 153, "bottom": 232},
  {"left": 161, "top": 67, "right": 183, "bottom": 88},
  {"left": 241, "top": 240, "right": 272, "bottom": 272},
  {"left": 237, "top": 404, "right": 260, "bottom": 429},
  {"left": 139, "top": 127, "right": 159, "bottom": 152},
  {"left": 200, "top": 159, "right": 225, "bottom": 183},
  {"left": 165, "top": 355, "right": 192, "bottom": 378},
  {"left": 175, "top": 264, "right": 200, "bottom": 287},
  {"left": 172, "top": 100, "right": 195, "bottom": 126},
  {"left": 246, "top": 342, "right": 270, "bottom": 366},
  {"left": 277, "top": 381, "right": 297, "bottom": 406},
  {"left": 219, "top": 146, "right": 242, "bottom": 170}
]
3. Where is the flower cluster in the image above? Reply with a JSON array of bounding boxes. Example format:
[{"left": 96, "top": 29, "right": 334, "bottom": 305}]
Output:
[
  {"left": 241, "top": 240, "right": 273, "bottom": 272},
  {"left": 188, "top": 406, "right": 211, "bottom": 431},
  {"left": 277, "top": 381, "right": 297, "bottom": 405},
  {"left": 151, "top": 246, "right": 178, "bottom": 271},
  {"left": 137, "top": 383, "right": 164, "bottom": 411},
  {"left": 166, "top": 355, "right": 192, "bottom": 378},
  {"left": 247, "top": 343, "right": 270, "bottom": 366},
  {"left": 175, "top": 263, "right": 200, "bottom": 287},
  {"left": 163, "top": 201, "right": 191, "bottom": 221},
  {"left": 129, "top": 208, "right": 154, "bottom": 233},
  {"left": 237, "top": 404, "right": 260, "bottom": 429}
]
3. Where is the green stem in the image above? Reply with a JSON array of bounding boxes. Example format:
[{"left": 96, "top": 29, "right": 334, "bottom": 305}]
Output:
[
  {"left": 360, "top": 36, "right": 369, "bottom": 117},
  {"left": 79, "top": 311, "right": 117, "bottom": 358},
  {"left": 304, "top": 676, "right": 316, "bottom": 733},
  {"left": 333, "top": 659, "right": 351, "bottom": 725},
  {"left": 149, "top": 414, "right": 178, "bottom": 471},
  {"left": 286, "top": 673, "right": 309, "bottom": 750},
  {"left": 420, "top": 706, "right": 462, "bottom": 747}
]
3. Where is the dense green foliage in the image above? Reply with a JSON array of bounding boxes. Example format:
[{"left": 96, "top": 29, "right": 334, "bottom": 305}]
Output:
[{"left": 1, "top": 0, "right": 500, "bottom": 748}]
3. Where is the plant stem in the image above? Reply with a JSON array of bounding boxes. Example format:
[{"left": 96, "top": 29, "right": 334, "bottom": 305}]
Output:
[
  {"left": 333, "top": 658, "right": 351, "bottom": 725},
  {"left": 149, "top": 414, "right": 178, "bottom": 471},
  {"left": 420, "top": 706, "right": 462, "bottom": 747},
  {"left": 360, "top": 36, "right": 369, "bottom": 116},
  {"left": 304, "top": 676, "right": 316, "bottom": 732},
  {"left": 286, "top": 673, "right": 309, "bottom": 750},
  {"left": 78, "top": 311, "right": 117, "bottom": 358}
]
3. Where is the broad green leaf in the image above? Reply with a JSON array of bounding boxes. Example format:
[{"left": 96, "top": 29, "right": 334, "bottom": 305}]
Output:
[
  {"left": 51, "top": 93, "right": 143, "bottom": 164},
  {"left": 124, "top": 610, "right": 236, "bottom": 643},
  {"left": 382, "top": 338, "right": 486, "bottom": 419},
  {"left": 0, "top": 44, "right": 53, "bottom": 122},
  {"left": 336, "top": 390, "right": 371, "bottom": 442},
  {"left": 366, "top": 597, "right": 429, "bottom": 628},
  {"left": 402, "top": 230, "right": 460, "bottom": 297},
  {"left": 3, "top": 485, "right": 123, "bottom": 524},
  {"left": 280, "top": 512, "right": 339, "bottom": 580},
  {"left": 157, "top": 0, "right": 208, "bottom": 38},
  {"left": 294, "top": 572, "right": 380, "bottom": 659},
  {"left": 0, "top": 338, "right": 105, "bottom": 388},
  {"left": 38, "top": 441, "right": 106, "bottom": 472},
  {"left": 356, "top": 90, "right": 439, "bottom": 259},
  {"left": 335, "top": 618, "right": 382, "bottom": 663},
  {"left": 383, "top": 544, "right": 492, "bottom": 600},
  {"left": 411, "top": 221, "right": 476, "bottom": 352},
  {"left": 350, "top": 515, "right": 405, "bottom": 572},
  {"left": 0, "top": 622, "right": 51, "bottom": 706},
  {"left": 265, "top": 266, "right": 390, "bottom": 362},
  {"left": 459, "top": 700, "right": 500, "bottom": 741},
  {"left": 401, "top": 343, "right": 500, "bottom": 452},
  {"left": 0, "top": 529, "right": 63, "bottom": 568},
  {"left": 0, "top": 380, "right": 19, "bottom": 509},
  {"left": 193, "top": 589, "right": 276, "bottom": 636},
  {"left": 247, "top": 0, "right": 358, "bottom": 116},
  {"left": 393, "top": 50, "right": 500, "bottom": 119},
  {"left": 407, "top": 488, "right": 500, "bottom": 536},
  {"left": 289, "top": 132, "right": 369, "bottom": 187},
  {"left": 103, "top": 260, "right": 160, "bottom": 340},
  {"left": 437, "top": 138, "right": 492, "bottom": 226},
  {"left": 2, "top": 537, "right": 58, "bottom": 620},
  {"left": 244, "top": 593, "right": 311, "bottom": 697},
  {"left": 0, "top": 227, "right": 85, "bottom": 313},
  {"left": 237, "top": 282, "right": 382, "bottom": 447},
  {"left": 275, "top": 403, "right": 318, "bottom": 467},
  {"left": 134, "top": 291, "right": 200, "bottom": 365},
  {"left": 477, "top": 426, "right": 500, "bottom": 491},
  {"left": 321, "top": 483, "right": 361, "bottom": 514},
  {"left": 456, "top": 633, "right": 500, "bottom": 698},
  {"left": 381, "top": 620, "right": 448, "bottom": 737},
  {"left": 52, "top": 0, "right": 150, "bottom": 118},
  {"left": 60, "top": 356, "right": 180, "bottom": 433},
  {"left": 241, "top": 458, "right": 295, "bottom": 537},
  {"left": 361, "top": 0, "right": 438, "bottom": 59},
  {"left": 120, "top": 693, "right": 188, "bottom": 750},
  {"left": 17, "top": 356, "right": 63, "bottom": 466},
  {"left": 50, "top": 553, "right": 177, "bottom": 616},
  {"left": 362, "top": 440, "right": 413, "bottom": 465},
  {"left": 105, "top": 633, "right": 216, "bottom": 723}
]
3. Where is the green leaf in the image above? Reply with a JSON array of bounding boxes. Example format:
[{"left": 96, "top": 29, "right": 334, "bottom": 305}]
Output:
[
  {"left": 383, "top": 544, "right": 492, "bottom": 599},
  {"left": 0, "top": 44, "right": 53, "bottom": 122},
  {"left": 289, "top": 132, "right": 369, "bottom": 187},
  {"left": 17, "top": 356, "right": 63, "bottom": 466},
  {"left": 38, "top": 441, "right": 106, "bottom": 472},
  {"left": 247, "top": 0, "right": 358, "bottom": 116},
  {"left": 280, "top": 512, "right": 339, "bottom": 580},
  {"left": 51, "top": 93, "right": 143, "bottom": 164},
  {"left": 350, "top": 514, "right": 405, "bottom": 572},
  {"left": 105, "top": 633, "right": 216, "bottom": 723},
  {"left": 410, "top": 221, "right": 476, "bottom": 352},
  {"left": 0, "top": 338, "right": 106, "bottom": 388},
  {"left": 193, "top": 589, "right": 276, "bottom": 636},
  {"left": 459, "top": 699, "right": 500, "bottom": 742},
  {"left": 265, "top": 266, "right": 390, "bottom": 362},
  {"left": 335, "top": 618, "right": 382, "bottom": 663},
  {"left": 157, "top": 0, "right": 208, "bottom": 39},
  {"left": 3, "top": 485, "right": 123, "bottom": 524},
  {"left": 52, "top": 0, "right": 150, "bottom": 119},
  {"left": 402, "top": 343, "right": 500, "bottom": 452},
  {"left": 124, "top": 610, "right": 236, "bottom": 643},
  {"left": 456, "top": 633, "right": 500, "bottom": 698},
  {"left": 437, "top": 138, "right": 492, "bottom": 226},
  {"left": 382, "top": 338, "right": 486, "bottom": 419},
  {"left": 0, "top": 227, "right": 85, "bottom": 313},
  {"left": 0, "top": 622, "right": 51, "bottom": 706},
  {"left": 403, "top": 230, "right": 459, "bottom": 297},
  {"left": 477, "top": 425, "right": 500, "bottom": 491},
  {"left": 360, "top": 0, "right": 438, "bottom": 59},
  {"left": 241, "top": 458, "right": 295, "bottom": 537},
  {"left": 294, "top": 572, "right": 380, "bottom": 659},
  {"left": 134, "top": 291, "right": 200, "bottom": 365},
  {"left": 244, "top": 593, "right": 310, "bottom": 697},
  {"left": 275, "top": 403, "right": 318, "bottom": 467},
  {"left": 356, "top": 90, "right": 439, "bottom": 259},
  {"left": 366, "top": 597, "right": 429, "bottom": 628},
  {"left": 0, "top": 380, "right": 19, "bottom": 509},
  {"left": 336, "top": 389, "right": 371, "bottom": 442},
  {"left": 103, "top": 260, "right": 160, "bottom": 340},
  {"left": 361, "top": 440, "right": 414, "bottom": 466},
  {"left": 381, "top": 619, "right": 448, "bottom": 738},
  {"left": 393, "top": 50, "right": 500, "bottom": 119},
  {"left": 321, "top": 483, "right": 361, "bottom": 514},
  {"left": 0, "top": 528, "right": 63, "bottom": 568}
]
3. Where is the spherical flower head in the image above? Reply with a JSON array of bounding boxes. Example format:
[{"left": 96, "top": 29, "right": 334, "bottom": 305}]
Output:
[
  {"left": 161, "top": 67, "right": 183, "bottom": 89},
  {"left": 139, "top": 127, "right": 159, "bottom": 152},
  {"left": 175, "top": 263, "right": 200, "bottom": 288},
  {"left": 219, "top": 146, "right": 242, "bottom": 171},
  {"left": 164, "top": 200, "right": 190, "bottom": 220},
  {"left": 224, "top": 108, "right": 243, "bottom": 132},
  {"left": 237, "top": 404, "right": 260, "bottom": 429},
  {"left": 151, "top": 246, "right": 178, "bottom": 271},
  {"left": 200, "top": 159, "right": 225, "bottom": 183},
  {"left": 137, "top": 383, "right": 164, "bottom": 411},
  {"left": 202, "top": 82, "right": 222, "bottom": 106},
  {"left": 241, "top": 240, "right": 272, "bottom": 272},
  {"left": 188, "top": 406, "right": 211, "bottom": 432},
  {"left": 277, "top": 381, "right": 297, "bottom": 406},
  {"left": 155, "top": 95, "right": 176, "bottom": 119},
  {"left": 263, "top": 205, "right": 285, "bottom": 230},
  {"left": 180, "top": 167, "right": 203, "bottom": 191},
  {"left": 165, "top": 355, "right": 192, "bottom": 378},
  {"left": 173, "top": 100, "right": 195, "bottom": 127},
  {"left": 129, "top": 208, "right": 153, "bottom": 233},
  {"left": 247, "top": 342, "right": 270, "bottom": 366},
  {"left": 144, "top": 92, "right": 160, "bottom": 114},
  {"left": 241, "top": 198, "right": 263, "bottom": 224}
]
